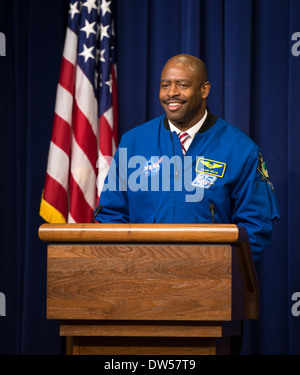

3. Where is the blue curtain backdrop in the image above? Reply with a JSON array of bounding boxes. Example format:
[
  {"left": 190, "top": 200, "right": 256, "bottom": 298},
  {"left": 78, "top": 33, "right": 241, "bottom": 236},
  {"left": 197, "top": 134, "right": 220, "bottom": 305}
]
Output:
[{"left": 0, "top": 0, "right": 299, "bottom": 355}]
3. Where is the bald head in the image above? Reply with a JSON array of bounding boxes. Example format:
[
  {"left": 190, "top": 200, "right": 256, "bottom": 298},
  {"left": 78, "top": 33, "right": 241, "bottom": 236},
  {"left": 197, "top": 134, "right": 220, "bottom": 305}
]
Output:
[{"left": 162, "top": 54, "right": 208, "bottom": 84}]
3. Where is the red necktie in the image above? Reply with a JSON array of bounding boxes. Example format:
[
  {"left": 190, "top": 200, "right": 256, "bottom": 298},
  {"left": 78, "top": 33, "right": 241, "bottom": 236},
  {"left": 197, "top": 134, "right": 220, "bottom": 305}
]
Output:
[{"left": 179, "top": 132, "right": 190, "bottom": 155}]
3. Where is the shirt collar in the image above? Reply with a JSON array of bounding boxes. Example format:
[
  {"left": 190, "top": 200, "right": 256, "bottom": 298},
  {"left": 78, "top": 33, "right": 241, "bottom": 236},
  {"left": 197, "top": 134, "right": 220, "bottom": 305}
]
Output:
[{"left": 168, "top": 109, "right": 208, "bottom": 139}]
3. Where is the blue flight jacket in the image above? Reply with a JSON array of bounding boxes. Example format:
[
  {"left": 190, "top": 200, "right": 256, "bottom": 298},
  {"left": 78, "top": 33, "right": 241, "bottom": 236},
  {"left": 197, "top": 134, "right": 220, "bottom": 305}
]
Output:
[{"left": 96, "top": 111, "right": 280, "bottom": 260}]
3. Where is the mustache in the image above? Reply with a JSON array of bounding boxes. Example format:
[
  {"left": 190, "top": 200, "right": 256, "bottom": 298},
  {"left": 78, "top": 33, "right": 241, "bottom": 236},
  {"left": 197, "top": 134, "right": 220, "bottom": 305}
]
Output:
[{"left": 163, "top": 99, "right": 187, "bottom": 104}]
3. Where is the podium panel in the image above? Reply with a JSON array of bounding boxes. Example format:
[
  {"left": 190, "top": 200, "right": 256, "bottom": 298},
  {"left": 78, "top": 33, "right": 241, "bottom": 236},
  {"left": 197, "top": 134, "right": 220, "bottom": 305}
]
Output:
[{"left": 39, "top": 223, "right": 259, "bottom": 355}]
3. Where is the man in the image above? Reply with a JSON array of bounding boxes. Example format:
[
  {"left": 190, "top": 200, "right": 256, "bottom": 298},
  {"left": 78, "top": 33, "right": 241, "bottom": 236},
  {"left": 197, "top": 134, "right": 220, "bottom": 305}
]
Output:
[{"left": 95, "top": 54, "right": 280, "bottom": 261}]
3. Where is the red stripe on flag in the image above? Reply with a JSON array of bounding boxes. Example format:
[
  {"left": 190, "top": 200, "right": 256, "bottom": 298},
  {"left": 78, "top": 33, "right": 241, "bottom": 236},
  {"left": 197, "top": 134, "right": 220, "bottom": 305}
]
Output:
[
  {"left": 69, "top": 174, "right": 94, "bottom": 223},
  {"left": 72, "top": 100, "right": 98, "bottom": 173},
  {"left": 51, "top": 113, "right": 71, "bottom": 155},
  {"left": 43, "top": 173, "right": 68, "bottom": 220},
  {"left": 99, "top": 115, "right": 113, "bottom": 157},
  {"left": 58, "top": 57, "right": 75, "bottom": 95}
]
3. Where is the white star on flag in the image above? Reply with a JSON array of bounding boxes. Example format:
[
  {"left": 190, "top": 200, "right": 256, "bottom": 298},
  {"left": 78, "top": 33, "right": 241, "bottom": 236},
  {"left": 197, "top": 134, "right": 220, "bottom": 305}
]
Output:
[
  {"left": 100, "top": 0, "right": 112, "bottom": 16},
  {"left": 100, "top": 23, "right": 110, "bottom": 40},
  {"left": 69, "top": 1, "right": 80, "bottom": 19},
  {"left": 99, "top": 48, "right": 106, "bottom": 62},
  {"left": 83, "top": 0, "right": 98, "bottom": 14},
  {"left": 105, "top": 74, "right": 112, "bottom": 93},
  {"left": 80, "top": 19, "right": 97, "bottom": 38},
  {"left": 79, "top": 44, "right": 95, "bottom": 62}
]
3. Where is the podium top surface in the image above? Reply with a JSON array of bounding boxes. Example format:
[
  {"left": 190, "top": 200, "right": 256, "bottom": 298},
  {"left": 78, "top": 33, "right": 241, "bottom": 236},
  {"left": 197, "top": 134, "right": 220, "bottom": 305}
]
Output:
[{"left": 38, "top": 223, "right": 248, "bottom": 244}]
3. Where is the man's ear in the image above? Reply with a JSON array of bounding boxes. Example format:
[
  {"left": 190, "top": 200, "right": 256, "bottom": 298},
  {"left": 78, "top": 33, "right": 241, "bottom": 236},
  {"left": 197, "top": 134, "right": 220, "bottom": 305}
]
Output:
[{"left": 202, "top": 81, "right": 210, "bottom": 99}]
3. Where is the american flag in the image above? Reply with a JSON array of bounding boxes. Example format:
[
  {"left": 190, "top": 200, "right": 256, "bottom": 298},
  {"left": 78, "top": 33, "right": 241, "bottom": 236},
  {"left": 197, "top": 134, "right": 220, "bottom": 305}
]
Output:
[{"left": 40, "top": 0, "right": 118, "bottom": 223}]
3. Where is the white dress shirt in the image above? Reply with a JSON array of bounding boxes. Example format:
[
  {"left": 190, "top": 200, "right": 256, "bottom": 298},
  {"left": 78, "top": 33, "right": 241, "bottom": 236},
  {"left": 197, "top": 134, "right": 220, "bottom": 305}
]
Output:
[{"left": 168, "top": 109, "right": 208, "bottom": 152}]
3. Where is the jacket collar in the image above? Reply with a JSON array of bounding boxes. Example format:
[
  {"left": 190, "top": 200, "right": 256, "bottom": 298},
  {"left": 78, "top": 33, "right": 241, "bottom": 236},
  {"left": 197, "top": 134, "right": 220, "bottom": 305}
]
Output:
[{"left": 163, "top": 108, "right": 218, "bottom": 134}]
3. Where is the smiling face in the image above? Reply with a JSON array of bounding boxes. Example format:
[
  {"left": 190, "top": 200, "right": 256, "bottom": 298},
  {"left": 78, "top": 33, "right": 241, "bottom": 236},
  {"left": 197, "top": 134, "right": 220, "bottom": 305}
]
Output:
[{"left": 159, "top": 55, "right": 210, "bottom": 131}]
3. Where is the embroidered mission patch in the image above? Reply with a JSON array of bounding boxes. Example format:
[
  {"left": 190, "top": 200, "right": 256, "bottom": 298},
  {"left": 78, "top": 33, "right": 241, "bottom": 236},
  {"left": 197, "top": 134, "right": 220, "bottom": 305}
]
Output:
[
  {"left": 191, "top": 173, "right": 217, "bottom": 189},
  {"left": 196, "top": 157, "right": 226, "bottom": 178},
  {"left": 257, "top": 152, "right": 274, "bottom": 192},
  {"left": 257, "top": 153, "right": 269, "bottom": 179}
]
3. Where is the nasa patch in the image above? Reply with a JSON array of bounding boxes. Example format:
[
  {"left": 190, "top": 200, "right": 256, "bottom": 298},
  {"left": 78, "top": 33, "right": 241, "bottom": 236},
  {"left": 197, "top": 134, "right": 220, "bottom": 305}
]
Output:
[{"left": 143, "top": 156, "right": 164, "bottom": 177}]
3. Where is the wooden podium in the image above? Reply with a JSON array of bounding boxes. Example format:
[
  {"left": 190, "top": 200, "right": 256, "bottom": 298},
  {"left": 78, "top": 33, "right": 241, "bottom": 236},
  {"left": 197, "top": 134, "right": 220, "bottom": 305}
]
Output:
[{"left": 38, "top": 223, "right": 259, "bottom": 355}]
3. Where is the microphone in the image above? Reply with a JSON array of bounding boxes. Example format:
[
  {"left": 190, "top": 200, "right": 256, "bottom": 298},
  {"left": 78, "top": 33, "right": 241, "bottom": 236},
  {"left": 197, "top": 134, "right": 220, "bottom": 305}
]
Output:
[
  {"left": 91, "top": 204, "right": 103, "bottom": 223},
  {"left": 209, "top": 203, "right": 215, "bottom": 224}
]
